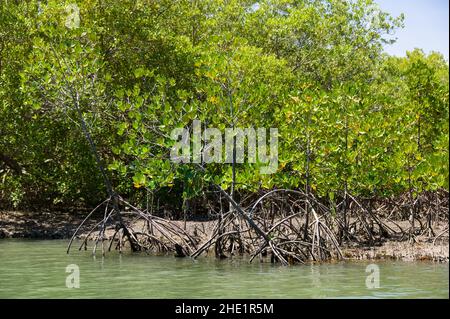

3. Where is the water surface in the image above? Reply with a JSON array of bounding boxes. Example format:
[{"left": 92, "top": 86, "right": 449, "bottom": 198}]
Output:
[{"left": 0, "top": 239, "right": 448, "bottom": 298}]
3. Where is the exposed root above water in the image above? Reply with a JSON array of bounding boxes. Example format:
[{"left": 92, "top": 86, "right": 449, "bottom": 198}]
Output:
[{"left": 65, "top": 189, "right": 448, "bottom": 264}]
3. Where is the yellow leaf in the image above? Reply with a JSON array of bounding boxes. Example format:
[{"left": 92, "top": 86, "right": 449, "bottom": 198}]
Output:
[
  {"left": 290, "top": 96, "right": 300, "bottom": 103},
  {"left": 209, "top": 96, "right": 218, "bottom": 104}
]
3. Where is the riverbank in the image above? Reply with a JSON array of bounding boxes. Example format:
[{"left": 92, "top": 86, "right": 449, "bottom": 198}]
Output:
[{"left": 1, "top": 210, "right": 448, "bottom": 262}]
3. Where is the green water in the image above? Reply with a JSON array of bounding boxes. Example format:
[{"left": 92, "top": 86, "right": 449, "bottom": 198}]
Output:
[{"left": 0, "top": 239, "right": 448, "bottom": 298}]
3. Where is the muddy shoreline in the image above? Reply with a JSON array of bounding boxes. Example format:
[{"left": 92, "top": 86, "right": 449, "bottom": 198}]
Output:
[{"left": 1, "top": 210, "right": 448, "bottom": 263}]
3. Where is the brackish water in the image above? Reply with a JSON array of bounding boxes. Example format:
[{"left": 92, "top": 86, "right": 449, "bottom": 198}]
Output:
[{"left": 0, "top": 239, "right": 448, "bottom": 298}]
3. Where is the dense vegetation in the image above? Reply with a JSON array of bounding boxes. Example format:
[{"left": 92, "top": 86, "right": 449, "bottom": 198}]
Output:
[{"left": 1, "top": 0, "right": 448, "bottom": 215}]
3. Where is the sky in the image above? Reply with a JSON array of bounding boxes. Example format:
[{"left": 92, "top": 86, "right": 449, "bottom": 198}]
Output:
[{"left": 376, "top": 0, "right": 449, "bottom": 60}]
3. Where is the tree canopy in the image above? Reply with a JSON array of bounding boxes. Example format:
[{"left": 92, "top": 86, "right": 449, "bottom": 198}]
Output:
[{"left": 0, "top": 0, "right": 448, "bottom": 211}]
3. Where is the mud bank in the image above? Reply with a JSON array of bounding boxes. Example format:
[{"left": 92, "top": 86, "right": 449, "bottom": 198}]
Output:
[{"left": 1, "top": 210, "right": 448, "bottom": 262}]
